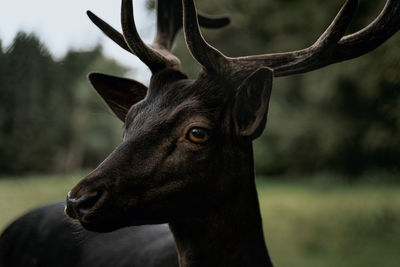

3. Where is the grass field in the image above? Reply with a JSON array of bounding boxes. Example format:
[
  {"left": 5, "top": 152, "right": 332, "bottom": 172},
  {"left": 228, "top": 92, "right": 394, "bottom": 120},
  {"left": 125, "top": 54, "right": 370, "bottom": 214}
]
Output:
[{"left": 0, "top": 173, "right": 399, "bottom": 267}]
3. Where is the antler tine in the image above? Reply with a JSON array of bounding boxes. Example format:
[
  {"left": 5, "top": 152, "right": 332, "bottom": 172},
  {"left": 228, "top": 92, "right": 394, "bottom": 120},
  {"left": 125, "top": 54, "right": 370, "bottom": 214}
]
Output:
[
  {"left": 87, "top": 11, "right": 131, "bottom": 53},
  {"left": 154, "top": 0, "right": 231, "bottom": 51},
  {"left": 182, "top": 0, "right": 398, "bottom": 82},
  {"left": 197, "top": 13, "right": 230, "bottom": 29},
  {"left": 336, "top": 0, "right": 400, "bottom": 61},
  {"left": 88, "top": 0, "right": 231, "bottom": 74},
  {"left": 121, "top": 0, "right": 172, "bottom": 73},
  {"left": 267, "top": 0, "right": 359, "bottom": 76},
  {"left": 314, "top": 0, "right": 358, "bottom": 49},
  {"left": 153, "top": 0, "right": 185, "bottom": 51},
  {"left": 182, "top": 0, "right": 231, "bottom": 75},
  {"left": 233, "top": 0, "right": 399, "bottom": 78}
]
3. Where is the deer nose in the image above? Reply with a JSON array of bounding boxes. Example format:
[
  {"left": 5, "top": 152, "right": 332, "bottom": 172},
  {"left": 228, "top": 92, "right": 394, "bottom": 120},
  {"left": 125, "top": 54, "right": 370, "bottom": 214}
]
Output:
[{"left": 65, "top": 191, "right": 100, "bottom": 220}]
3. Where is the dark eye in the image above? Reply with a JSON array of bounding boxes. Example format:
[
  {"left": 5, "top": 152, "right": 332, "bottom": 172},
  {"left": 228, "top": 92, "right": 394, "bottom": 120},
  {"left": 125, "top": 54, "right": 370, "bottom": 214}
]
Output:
[{"left": 186, "top": 128, "right": 209, "bottom": 144}]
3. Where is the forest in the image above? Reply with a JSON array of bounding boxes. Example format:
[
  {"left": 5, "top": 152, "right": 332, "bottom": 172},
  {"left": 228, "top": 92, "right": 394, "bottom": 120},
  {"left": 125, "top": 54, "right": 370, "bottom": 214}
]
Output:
[{"left": 0, "top": 0, "right": 399, "bottom": 178}]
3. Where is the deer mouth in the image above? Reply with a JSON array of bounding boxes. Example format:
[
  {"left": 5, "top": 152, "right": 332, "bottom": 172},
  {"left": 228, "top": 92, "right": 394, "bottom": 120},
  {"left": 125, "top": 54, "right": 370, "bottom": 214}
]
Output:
[
  {"left": 65, "top": 191, "right": 108, "bottom": 222},
  {"left": 65, "top": 190, "right": 132, "bottom": 232}
]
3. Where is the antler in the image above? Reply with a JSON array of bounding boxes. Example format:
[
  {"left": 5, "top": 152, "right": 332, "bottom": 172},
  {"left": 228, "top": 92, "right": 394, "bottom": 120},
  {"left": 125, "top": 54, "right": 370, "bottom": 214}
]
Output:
[
  {"left": 87, "top": 0, "right": 230, "bottom": 74},
  {"left": 182, "top": 0, "right": 400, "bottom": 81}
]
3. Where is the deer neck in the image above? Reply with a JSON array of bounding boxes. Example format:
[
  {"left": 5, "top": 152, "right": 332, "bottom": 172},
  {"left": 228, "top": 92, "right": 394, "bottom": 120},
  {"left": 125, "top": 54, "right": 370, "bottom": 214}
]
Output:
[{"left": 169, "top": 146, "right": 273, "bottom": 267}]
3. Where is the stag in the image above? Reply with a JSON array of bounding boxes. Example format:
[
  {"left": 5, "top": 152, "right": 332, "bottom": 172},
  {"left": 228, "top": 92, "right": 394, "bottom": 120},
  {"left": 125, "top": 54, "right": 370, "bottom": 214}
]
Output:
[{"left": 1, "top": 0, "right": 399, "bottom": 266}]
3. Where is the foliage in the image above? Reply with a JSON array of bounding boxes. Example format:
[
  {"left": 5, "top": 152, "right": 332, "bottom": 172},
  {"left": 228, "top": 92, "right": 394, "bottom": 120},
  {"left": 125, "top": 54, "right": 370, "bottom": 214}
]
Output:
[{"left": 0, "top": 33, "right": 126, "bottom": 174}]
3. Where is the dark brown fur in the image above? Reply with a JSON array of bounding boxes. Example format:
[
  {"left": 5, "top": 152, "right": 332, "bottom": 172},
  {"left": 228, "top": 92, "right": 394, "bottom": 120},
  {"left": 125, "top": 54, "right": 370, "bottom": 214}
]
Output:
[
  {"left": 64, "top": 0, "right": 400, "bottom": 266},
  {"left": 1, "top": 1, "right": 398, "bottom": 267},
  {"left": 66, "top": 66, "right": 274, "bottom": 267}
]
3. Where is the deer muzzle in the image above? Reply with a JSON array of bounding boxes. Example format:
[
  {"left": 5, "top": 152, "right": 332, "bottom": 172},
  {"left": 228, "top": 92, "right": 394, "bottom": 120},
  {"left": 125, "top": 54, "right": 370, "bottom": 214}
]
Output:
[{"left": 65, "top": 191, "right": 101, "bottom": 220}]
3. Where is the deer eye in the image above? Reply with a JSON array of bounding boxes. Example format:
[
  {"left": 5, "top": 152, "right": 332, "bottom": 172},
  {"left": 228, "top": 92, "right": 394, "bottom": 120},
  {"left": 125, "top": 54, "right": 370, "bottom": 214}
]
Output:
[{"left": 186, "top": 128, "right": 209, "bottom": 144}]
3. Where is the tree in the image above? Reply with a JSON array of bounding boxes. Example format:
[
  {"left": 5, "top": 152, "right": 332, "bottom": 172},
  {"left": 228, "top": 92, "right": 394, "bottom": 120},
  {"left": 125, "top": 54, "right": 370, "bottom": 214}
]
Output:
[{"left": 0, "top": 33, "right": 127, "bottom": 175}]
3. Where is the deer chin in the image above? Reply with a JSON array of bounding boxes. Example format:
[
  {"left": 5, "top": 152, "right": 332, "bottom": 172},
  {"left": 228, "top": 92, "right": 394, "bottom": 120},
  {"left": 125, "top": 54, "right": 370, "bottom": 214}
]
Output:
[
  {"left": 75, "top": 204, "right": 171, "bottom": 233},
  {"left": 79, "top": 219, "right": 126, "bottom": 233},
  {"left": 74, "top": 206, "right": 128, "bottom": 233}
]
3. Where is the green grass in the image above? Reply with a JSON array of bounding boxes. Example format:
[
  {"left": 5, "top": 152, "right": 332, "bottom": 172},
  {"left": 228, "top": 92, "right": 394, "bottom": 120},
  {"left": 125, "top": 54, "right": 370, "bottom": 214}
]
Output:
[
  {"left": 0, "top": 173, "right": 81, "bottom": 231},
  {"left": 1, "top": 173, "right": 399, "bottom": 267},
  {"left": 258, "top": 180, "right": 400, "bottom": 267}
]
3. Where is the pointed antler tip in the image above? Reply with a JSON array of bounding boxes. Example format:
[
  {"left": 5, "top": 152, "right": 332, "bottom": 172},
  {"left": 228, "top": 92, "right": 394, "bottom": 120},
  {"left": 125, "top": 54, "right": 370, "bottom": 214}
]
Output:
[{"left": 87, "top": 10, "right": 97, "bottom": 21}]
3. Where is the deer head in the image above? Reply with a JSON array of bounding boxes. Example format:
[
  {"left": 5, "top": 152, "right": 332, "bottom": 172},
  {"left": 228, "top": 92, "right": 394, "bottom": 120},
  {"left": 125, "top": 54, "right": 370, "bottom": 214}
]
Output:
[{"left": 65, "top": 0, "right": 399, "bottom": 233}]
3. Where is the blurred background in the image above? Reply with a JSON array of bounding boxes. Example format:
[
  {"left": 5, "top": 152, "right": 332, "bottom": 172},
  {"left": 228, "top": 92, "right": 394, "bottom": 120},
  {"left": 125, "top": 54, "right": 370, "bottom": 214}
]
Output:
[{"left": 0, "top": 0, "right": 399, "bottom": 266}]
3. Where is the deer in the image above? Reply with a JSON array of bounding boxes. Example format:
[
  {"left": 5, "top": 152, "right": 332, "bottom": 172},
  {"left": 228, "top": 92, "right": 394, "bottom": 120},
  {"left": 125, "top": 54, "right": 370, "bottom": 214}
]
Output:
[{"left": 0, "top": 0, "right": 398, "bottom": 266}]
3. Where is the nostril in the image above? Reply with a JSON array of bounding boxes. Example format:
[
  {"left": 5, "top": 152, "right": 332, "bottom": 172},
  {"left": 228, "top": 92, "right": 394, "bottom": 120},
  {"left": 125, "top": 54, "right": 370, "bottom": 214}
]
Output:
[
  {"left": 77, "top": 192, "right": 100, "bottom": 211},
  {"left": 65, "top": 191, "right": 101, "bottom": 219}
]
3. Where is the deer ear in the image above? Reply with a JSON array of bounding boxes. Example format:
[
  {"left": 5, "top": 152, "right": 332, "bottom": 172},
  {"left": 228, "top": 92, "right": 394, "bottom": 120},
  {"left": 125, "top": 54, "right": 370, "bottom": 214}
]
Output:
[
  {"left": 233, "top": 67, "right": 273, "bottom": 140},
  {"left": 88, "top": 73, "right": 148, "bottom": 122}
]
